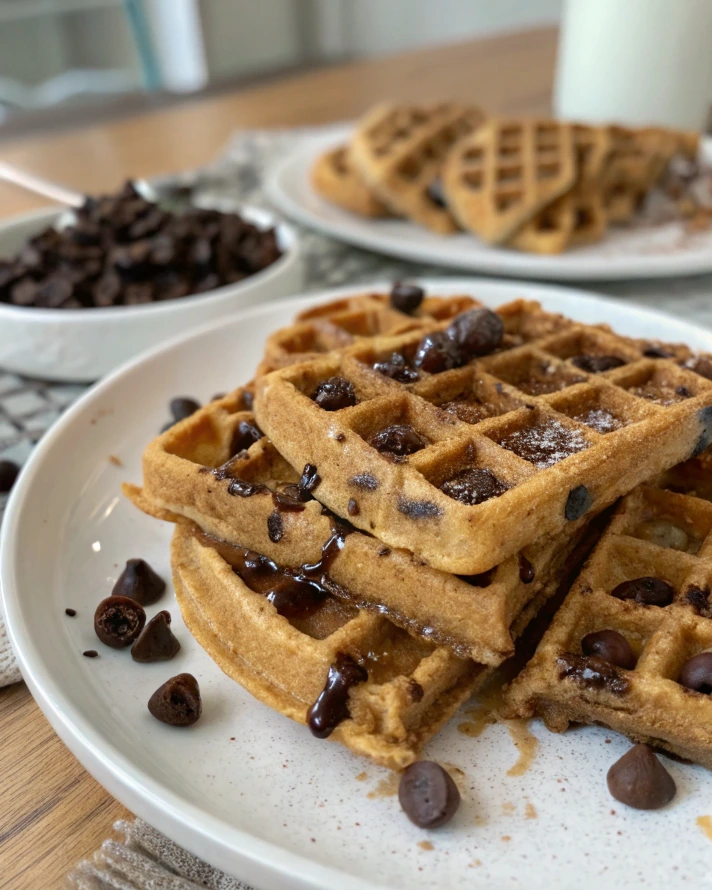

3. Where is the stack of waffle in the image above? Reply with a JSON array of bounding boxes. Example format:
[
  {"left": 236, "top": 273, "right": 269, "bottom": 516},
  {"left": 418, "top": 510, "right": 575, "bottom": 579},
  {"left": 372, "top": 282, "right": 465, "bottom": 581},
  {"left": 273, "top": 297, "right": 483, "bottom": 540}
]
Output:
[
  {"left": 311, "top": 103, "right": 706, "bottom": 253},
  {"left": 126, "top": 289, "right": 712, "bottom": 772}
]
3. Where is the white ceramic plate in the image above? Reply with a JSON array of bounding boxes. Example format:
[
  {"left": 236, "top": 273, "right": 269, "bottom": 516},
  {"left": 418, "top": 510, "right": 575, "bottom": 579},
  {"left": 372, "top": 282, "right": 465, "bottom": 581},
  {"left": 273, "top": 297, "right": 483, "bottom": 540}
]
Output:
[
  {"left": 267, "top": 125, "right": 712, "bottom": 282},
  {"left": 4, "top": 279, "right": 712, "bottom": 890},
  {"left": 0, "top": 204, "right": 302, "bottom": 382}
]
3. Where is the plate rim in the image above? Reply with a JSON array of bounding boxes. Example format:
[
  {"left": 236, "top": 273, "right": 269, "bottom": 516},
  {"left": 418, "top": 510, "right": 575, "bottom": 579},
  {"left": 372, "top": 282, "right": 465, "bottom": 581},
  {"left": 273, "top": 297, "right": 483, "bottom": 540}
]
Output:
[
  {"left": 4, "top": 276, "right": 712, "bottom": 890},
  {"left": 266, "top": 126, "right": 712, "bottom": 282}
]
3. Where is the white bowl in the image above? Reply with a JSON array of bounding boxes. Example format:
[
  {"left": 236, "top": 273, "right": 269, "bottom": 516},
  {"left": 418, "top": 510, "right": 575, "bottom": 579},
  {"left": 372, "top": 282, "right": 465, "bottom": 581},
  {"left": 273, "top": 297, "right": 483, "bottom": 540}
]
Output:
[{"left": 0, "top": 204, "right": 302, "bottom": 382}]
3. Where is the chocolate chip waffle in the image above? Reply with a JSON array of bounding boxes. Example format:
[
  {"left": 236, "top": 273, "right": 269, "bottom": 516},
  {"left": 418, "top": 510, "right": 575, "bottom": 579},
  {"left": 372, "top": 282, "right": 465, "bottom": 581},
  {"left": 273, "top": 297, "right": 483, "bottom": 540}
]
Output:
[
  {"left": 255, "top": 299, "right": 712, "bottom": 575},
  {"left": 350, "top": 102, "right": 485, "bottom": 234},
  {"left": 505, "top": 449, "right": 712, "bottom": 769},
  {"left": 172, "top": 522, "right": 484, "bottom": 769},
  {"left": 311, "top": 145, "right": 392, "bottom": 219},
  {"left": 258, "top": 292, "right": 480, "bottom": 375},
  {"left": 442, "top": 119, "right": 578, "bottom": 246},
  {"left": 124, "top": 387, "right": 593, "bottom": 665}
]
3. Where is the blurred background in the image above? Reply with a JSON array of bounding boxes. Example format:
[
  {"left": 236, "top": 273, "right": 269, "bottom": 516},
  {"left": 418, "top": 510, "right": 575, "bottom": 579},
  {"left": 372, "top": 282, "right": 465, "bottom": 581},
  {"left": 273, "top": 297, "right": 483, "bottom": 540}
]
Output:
[{"left": 0, "top": 0, "right": 562, "bottom": 135}]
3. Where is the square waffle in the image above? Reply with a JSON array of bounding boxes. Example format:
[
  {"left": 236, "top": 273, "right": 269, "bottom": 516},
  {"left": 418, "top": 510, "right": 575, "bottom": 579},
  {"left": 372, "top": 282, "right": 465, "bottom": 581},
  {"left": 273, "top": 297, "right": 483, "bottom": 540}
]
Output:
[
  {"left": 442, "top": 119, "right": 578, "bottom": 245},
  {"left": 255, "top": 299, "right": 712, "bottom": 576},
  {"left": 504, "top": 450, "right": 712, "bottom": 769},
  {"left": 258, "top": 291, "right": 480, "bottom": 376},
  {"left": 310, "top": 145, "right": 392, "bottom": 219},
  {"left": 351, "top": 102, "right": 485, "bottom": 234},
  {"left": 124, "top": 388, "right": 594, "bottom": 666}
]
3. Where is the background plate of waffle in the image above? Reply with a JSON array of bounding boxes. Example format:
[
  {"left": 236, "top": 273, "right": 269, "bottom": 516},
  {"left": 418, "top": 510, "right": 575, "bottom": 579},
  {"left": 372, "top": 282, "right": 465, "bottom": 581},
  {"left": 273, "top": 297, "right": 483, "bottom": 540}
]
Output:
[
  {"left": 5, "top": 279, "right": 712, "bottom": 890},
  {"left": 268, "top": 125, "right": 712, "bottom": 281}
]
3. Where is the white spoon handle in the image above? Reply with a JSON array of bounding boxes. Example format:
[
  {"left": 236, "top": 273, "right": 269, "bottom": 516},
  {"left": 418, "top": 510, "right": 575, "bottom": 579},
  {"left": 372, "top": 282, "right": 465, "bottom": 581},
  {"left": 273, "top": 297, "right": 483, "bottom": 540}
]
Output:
[{"left": 0, "top": 161, "right": 85, "bottom": 208}]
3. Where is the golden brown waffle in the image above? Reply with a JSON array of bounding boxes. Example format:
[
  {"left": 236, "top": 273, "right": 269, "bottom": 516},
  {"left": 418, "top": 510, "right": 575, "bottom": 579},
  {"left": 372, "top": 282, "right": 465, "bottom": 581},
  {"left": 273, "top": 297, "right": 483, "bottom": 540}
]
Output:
[
  {"left": 505, "top": 450, "right": 712, "bottom": 769},
  {"left": 172, "top": 522, "right": 485, "bottom": 769},
  {"left": 258, "top": 292, "right": 480, "bottom": 376},
  {"left": 442, "top": 119, "right": 578, "bottom": 245},
  {"left": 125, "top": 387, "right": 593, "bottom": 666},
  {"left": 310, "top": 145, "right": 392, "bottom": 218},
  {"left": 255, "top": 299, "right": 712, "bottom": 576},
  {"left": 350, "top": 102, "right": 485, "bottom": 234}
]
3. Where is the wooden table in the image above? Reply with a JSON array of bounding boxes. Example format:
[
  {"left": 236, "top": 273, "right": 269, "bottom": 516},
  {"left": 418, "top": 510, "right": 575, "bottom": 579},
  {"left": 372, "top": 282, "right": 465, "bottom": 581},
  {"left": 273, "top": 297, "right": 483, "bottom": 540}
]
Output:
[{"left": 0, "top": 27, "right": 557, "bottom": 888}]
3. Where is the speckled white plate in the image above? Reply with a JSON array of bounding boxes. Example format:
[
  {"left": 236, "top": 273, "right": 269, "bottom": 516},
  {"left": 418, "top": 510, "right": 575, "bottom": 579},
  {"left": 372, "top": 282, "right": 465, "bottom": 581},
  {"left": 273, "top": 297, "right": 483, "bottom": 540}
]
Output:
[
  {"left": 4, "top": 279, "right": 712, "bottom": 890},
  {"left": 267, "top": 126, "right": 712, "bottom": 281}
]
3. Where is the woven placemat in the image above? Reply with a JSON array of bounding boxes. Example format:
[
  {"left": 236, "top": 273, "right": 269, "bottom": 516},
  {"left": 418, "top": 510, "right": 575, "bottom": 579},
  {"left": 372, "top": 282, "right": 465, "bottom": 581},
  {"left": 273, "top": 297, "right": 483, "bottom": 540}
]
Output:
[{"left": 0, "top": 123, "right": 710, "bottom": 887}]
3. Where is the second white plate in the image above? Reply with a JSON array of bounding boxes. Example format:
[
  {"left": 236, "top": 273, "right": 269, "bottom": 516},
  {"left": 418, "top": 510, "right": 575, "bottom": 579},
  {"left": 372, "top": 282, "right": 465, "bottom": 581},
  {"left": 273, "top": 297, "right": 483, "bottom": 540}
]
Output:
[{"left": 267, "top": 125, "right": 712, "bottom": 282}]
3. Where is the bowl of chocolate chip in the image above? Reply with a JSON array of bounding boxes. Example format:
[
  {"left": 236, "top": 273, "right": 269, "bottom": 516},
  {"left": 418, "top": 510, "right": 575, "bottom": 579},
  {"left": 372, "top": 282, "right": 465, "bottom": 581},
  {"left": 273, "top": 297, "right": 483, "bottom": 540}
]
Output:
[{"left": 0, "top": 181, "right": 302, "bottom": 381}]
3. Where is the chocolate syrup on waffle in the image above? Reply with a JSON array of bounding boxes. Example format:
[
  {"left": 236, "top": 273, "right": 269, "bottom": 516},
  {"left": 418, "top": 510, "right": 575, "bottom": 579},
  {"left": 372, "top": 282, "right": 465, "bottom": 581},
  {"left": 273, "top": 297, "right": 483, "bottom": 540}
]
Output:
[{"left": 307, "top": 653, "right": 368, "bottom": 738}]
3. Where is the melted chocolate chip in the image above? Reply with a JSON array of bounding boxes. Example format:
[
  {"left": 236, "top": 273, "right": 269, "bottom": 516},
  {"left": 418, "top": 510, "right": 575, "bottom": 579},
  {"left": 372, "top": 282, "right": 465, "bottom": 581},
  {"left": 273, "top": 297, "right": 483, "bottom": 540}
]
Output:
[
  {"left": 643, "top": 345, "right": 672, "bottom": 359},
  {"left": 230, "top": 420, "right": 263, "bottom": 455},
  {"left": 377, "top": 546, "right": 390, "bottom": 557},
  {"left": 693, "top": 406, "right": 712, "bottom": 457},
  {"left": 0, "top": 459, "right": 20, "bottom": 493},
  {"left": 607, "top": 744, "right": 676, "bottom": 810},
  {"left": 266, "top": 576, "right": 328, "bottom": 619},
  {"left": 459, "top": 568, "right": 496, "bottom": 588},
  {"left": 272, "top": 486, "right": 307, "bottom": 512},
  {"left": 408, "top": 679, "right": 425, "bottom": 702},
  {"left": 350, "top": 473, "right": 379, "bottom": 490},
  {"left": 678, "top": 651, "right": 712, "bottom": 693},
  {"left": 390, "top": 282, "right": 425, "bottom": 314},
  {"left": 684, "top": 585, "right": 710, "bottom": 615},
  {"left": 398, "top": 761, "right": 461, "bottom": 829},
  {"left": 148, "top": 673, "right": 202, "bottom": 726},
  {"left": 311, "top": 376, "right": 357, "bottom": 411},
  {"left": 570, "top": 354, "right": 626, "bottom": 373},
  {"left": 227, "top": 478, "right": 269, "bottom": 497},
  {"left": 565, "top": 485, "right": 593, "bottom": 521},
  {"left": 169, "top": 397, "right": 200, "bottom": 422},
  {"left": 94, "top": 595, "right": 146, "bottom": 648},
  {"left": 242, "top": 391, "right": 254, "bottom": 411},
  {"left": 299, "top": 463, "right": 321, "bottom": 495},
  {"left": 413, "top": 331, "right": 462, "bottom": 374},
  {"left": 440, "top": 468, "right": 508, "bottom": 506},
  {"left": 558, "top": 653, "right": 630, "bottom": 695},
  {"left": 307, "top": 653, "right": 367, "bottom": 738},
  {"left": 373, "top": 352, "right": 420, "bottom": 383},
  {"left": 112, "top": 558, "right": 166, "bottom": 606},
  {"left": 131, "top": 610, "right": 181, "bottom": 663},
  {"left": 581, "top": 630, "right": 636, "bottom": 670},
  {"left": 347, "top": 498, "right": 359, "bottom": 516},
  {"left": 518, "top": 553, "right": 535, "bottom": 584},
  {"left": 65, "top": 608, "right": 77, "bottom": 617},
  {"left": 447, "top": 308, "right": 504, "bottom": 358},
  {"left": 267, "top": 510, "right": 283, "bottom": 542},
  {"left": 611, "top": 577, "right": 675, "bottom": 607},
  {"left": 397, "top": 498, "right": 442, "bottom": 519},
  {"left": 369, "top": 424, "right": 427, "bottom": 457}
]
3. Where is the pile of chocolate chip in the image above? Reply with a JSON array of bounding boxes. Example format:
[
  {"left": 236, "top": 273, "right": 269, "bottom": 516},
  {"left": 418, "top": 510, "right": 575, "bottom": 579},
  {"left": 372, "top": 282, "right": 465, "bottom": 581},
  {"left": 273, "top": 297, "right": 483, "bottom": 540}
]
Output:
[{"left": 0, "top": 181, "right": 282, "bottom": 309}]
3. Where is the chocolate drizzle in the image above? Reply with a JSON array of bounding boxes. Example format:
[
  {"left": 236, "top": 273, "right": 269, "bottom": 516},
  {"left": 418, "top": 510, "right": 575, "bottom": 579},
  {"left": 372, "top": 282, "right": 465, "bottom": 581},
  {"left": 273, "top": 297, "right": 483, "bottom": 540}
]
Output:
[{"left": 307, "top": 653, "right": 368, "bottom": 738}]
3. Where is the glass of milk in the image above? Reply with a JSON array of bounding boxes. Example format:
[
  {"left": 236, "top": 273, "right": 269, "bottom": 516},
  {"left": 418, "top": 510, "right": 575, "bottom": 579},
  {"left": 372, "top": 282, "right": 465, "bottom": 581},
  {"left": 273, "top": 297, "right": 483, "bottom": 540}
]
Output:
[{"left": 555, "top": 0, "right": 712, "bottom": 130}]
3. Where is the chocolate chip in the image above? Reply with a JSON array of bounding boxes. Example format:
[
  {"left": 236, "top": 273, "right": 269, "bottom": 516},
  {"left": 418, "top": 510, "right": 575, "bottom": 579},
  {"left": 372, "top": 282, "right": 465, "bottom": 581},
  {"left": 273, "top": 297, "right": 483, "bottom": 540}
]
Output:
[
  {"left": 65, "top": 608, "right": 77, "bottom": 617},
  {"left": 413, "top": 331, "right": 462, "bottom": 373},
  {"left": 519, "top": 553, "right": 535, "bottom": 583},
  {"left": 350, "top": 473, "right": 379, "bottom": 490},
  {"left": 148, "top": 673, "right": 202, "bottom": 726},
  {"left": 581, "top": 630, "right": 636, "bottom": 670},
  {"left": 169, "top": 397, "right": 200, "bottom": 423},
  {"left": 230, "top": 420, "right": 263, "bottom": 455},
  {"left": 307, "top": 654, "right": 367, "bottom": 738},
  {"left": 565, "top": 485, "right": 593, "bottom": 521},
  {"left": 227, "top": 478, "right": 268, "bottom": 497},
  {"left": 606, "top": 744, "right": 676, "bottom": 810},
  {"left": 693, "top": 406, "right": 712, "bottom": 457},
  {"left": 0, "top": 460, "right": 20, "bottom": 493},
  {"left": 131, "top": 610, "right": 181, "bottom": 663},
  {"left": 643, "top": 345, "right": 672, "bottom": 359},
  {"left": 684, "top": 585, "right": 710, "bottom": 614},
  {"left": 311, "top": 376, "right": 357, "bottom": 411},
  {"left": 83, "top": 649, "right": 99, "bottom": 658},
  {"left": 459, "top": 568, "right": 496, "bottom": 588},
  {"left": 397, "top": 498, "right": 442, "bottom": 519},
  {"left": 440, "top": 468, "right": 508, "bottom": 506},
  {"left": 408, "top": 679, "right": 425, "bottom": 702},
  {"left": 299, "top": 463, "right": 321, "bottom": 495},
  {"left": 570, "top": 354, "right": 626, "bottom": 373},
  {"left": 369, "top": 424, "right": 427, "bottom": 457},
  {"left": 267, "top": 510, "right": 283, "bottom": 542},
  {"left": 347, "top": 498, "right": 359, "bottom": 516},
  {"left": 377, "top": 546, "right": 390, "bottom": 557},
  {"left": 390, "top": 282, "right": 425, "bottom": 314},
  {"left": 557, "top": 653, "right": 630, "bottom": 695},
  {"left": 112, "top": 558, "right": 166, "bottom": 606},
  {"left": 447, "top": 308, "right": 504, "bottom": 358},
  {"left": 94, "top": 595, "right": 146, "bottom": 648},
  {"left": 242, "top": 390, "right": 254, "bottom": 411},
  {"left": 398, "top": 761, "right": 461, "bottom": 829},
  {"left": 676, "top": 385, "right": 692, "bottom": 398},
  {"left": 611, "top": 577, "right": 674, "bottom": 607},
  {"left": 266, "top": 576, "right": 326, "bottom": 619},
  {"left": 678, "top": 651, "right": 712, "bottom": 692},
  {"left": 373, "top": 352, "right": 420, "bottom": 383}
]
